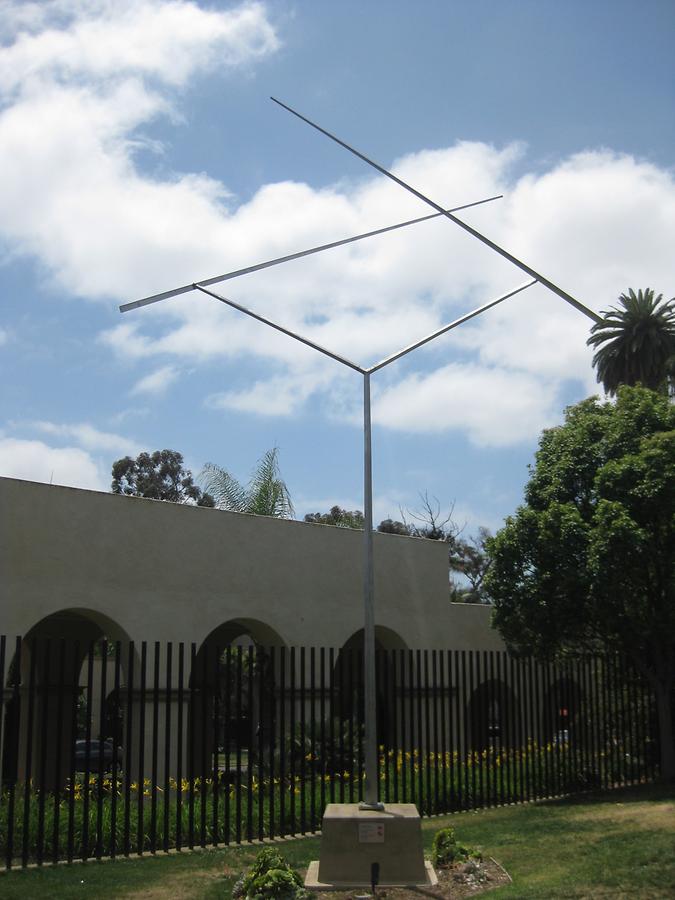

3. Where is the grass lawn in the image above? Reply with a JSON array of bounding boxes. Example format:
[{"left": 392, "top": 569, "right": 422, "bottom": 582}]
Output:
[{"left": 1, "top": 782, "right": 673, "bottom": 898}]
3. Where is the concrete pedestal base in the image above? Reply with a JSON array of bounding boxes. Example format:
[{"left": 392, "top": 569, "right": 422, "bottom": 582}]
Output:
[{"left": 305, "top": 803, "right": 436, "bottom": 890}]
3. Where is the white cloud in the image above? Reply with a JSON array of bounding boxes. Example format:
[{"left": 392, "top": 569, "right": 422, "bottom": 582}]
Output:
[
  {"left": 29, "top": 421, "right": 139, "bottom": 455},
  {"left": 131, "top": 364, "right": 179, "bottom": 396},
  {"left": 2, "top": 1, "right": 674, "bottom": 448},
  {"left": 0, "top": 437, "right": 107, "bottom": 490},
  {"left": 0, "top": 1, "right": 279, "bottom": 299},
  {"left": 0, "top": 1, "right": 278, "bottom": 92},
  {"left": 372, "top": 363, "right": 560, "bottom": 447},
  {"left": 99, "top": 145, "right": 674, "bottom": 446}
]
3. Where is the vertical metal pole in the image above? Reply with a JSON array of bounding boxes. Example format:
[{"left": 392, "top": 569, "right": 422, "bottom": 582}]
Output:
[{"left": 361, "top": 371, "right": 382, "bottom": 809}]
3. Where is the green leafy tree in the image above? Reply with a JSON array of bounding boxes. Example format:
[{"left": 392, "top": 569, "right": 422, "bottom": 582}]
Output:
[
  {"left": 449, "top": 527, "right": 492, "bottom": 603},
  {"left": 201, "top": 447, "right": 294, "bottom": 518},
  {"left": 304, "top": 506, "right": 365, "bottom": 528},
  {"left": 485, "top": 386, "right": 675, "bottom": 778},
  {"left": 111, "top": 449, "right": 214, "bottom": 506},
  {"left": 587, "top": 288, "right": 675, "bottom": 396},
  {"left": 377, "top": 517, "right": 411, "bottom": 535}
]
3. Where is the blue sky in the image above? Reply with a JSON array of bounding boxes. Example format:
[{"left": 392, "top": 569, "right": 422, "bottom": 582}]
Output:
[{"left": 1, "top": 0, "right": 674, "bottom": 536}]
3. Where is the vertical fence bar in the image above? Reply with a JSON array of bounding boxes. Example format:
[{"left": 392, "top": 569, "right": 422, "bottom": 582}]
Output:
[
  {"left": 577, "top": 656, "right": 588, "bottom": 789},
  {"left": 442, "top": 650, "right": 451, "bottom": 812},
  {"left": 582, "top": 655, "right": 594, "bottom": 789},
  {"left": 137, "top": 642, "right": 147, "bottom": 855},
  {"left": 589, "top": 654, "right": 600, "bottom": 786},
  {"left": 268, "top": 646, "right": 276, "bottom": 841},
  {"left": 21, "top": 639, "right": 38, "bottom": 867},
  {"left": 626, "top": 658, "right": 640, "bottom": 784},
  {"left": 6, "top": 638, "right": 22, "bottom": 870},
  {"left": 477, "top": 651, "right": 486, "bottom": 809},
  {"left": 603, "top": 654, "right": 614, "bottom": 787},
  {"left": 223, "top": 645, "right": 231, "bottom": 845},
  {"left": 381, "top": 650, "right": 389, "bottom": 804},
  {"left": 150, "top": 642, "right": 160, "bottom": 854},
  {"left": 300, "top": 646, "right": 306, "bottom": 834},
  {"left": 518, "top": 657, "right": 527, "bottom": 801},
  {"left": 623, "top": 656, "right": 635, "bottom": 786},
  {"left": 423, "top": 650, "right": 432, "bottom": 815},
  {"left": 188, "top": 643, "right": 196, "bottom": 850},
  {"left": 200, "top": 644, "right": 208, "bottom": 847},
  {"left": 408, "top": 649, "right": 416, "bottom": 807},
  {"left": 431, "top": 652, "right": 439, "bottom": 814},
  {"left": 416, "top": 650, "right": 424, "bottom": 813},
  {"left": 467, "top": 651, "right": 476, "bottom": 810},
  {"left": 279, "top": 647, "right": 286, "bottom": 836},
  {"left": 328, "top": 647, "right": 335, "bottom": 806},
  {"left": 399, "top": 649, "right": 407, "bottom": 804},
  {"left": 110, "top": 641, "right": 121, "bottom": 860},
  {"left": 460, "top": 651, "right": 469, "bottom": 811},
  {"left": 123, "top": 642, "right": 134, "bottom": 857},
  {"left": 391, "top": 650, "right": 399, "bottom": 804},
  {"left": 289, "top": 647, "right": 296, "bottom": 836},
  {"left": 212, "top": 644, "right": 220, "bottom": 847},
  {"left": 95, "top": 639, "right": 108, "bottom": 860},
  {"left": 591, "top": 657, "right": 604, "bottom": 791},
  {"left": 176, "top": 643, "right": 184, "bottom": 852},
  {"left": 36, "top": 638, "right": 51, "bottom": 865},
  {"left": 164, "top": 642, "right": 172, "bottom": 853},
  {"left": 319, "top": 647, "right": 326, "bottom": 816},
  {"left": 358, "top": 653, "right": 365, "bottom": 805},
  {"left": 337, "top": 650, "right": 345, "bottom": 804},
  {"left": 343, "top": 648, "right": 363, "bottom": 803},
  {"left": 493, "top": 651, "right": 502, "bottom": 806},
  {"left": 235, "top": 646, "right": 242, "bottom": 844},
  {"left": 211, "top": 643, "right": 222, "bottom": 847},
  {"left": 246, "top": 647, "right": 254, "bottom": 843},
  {"left": 52, "top": 639, "right": 66, "bottom": 864},
  {"left": 258, "top": 645, "right": 266, "bottom": 841},
  {"left": 529, "top": 658, "right": 540, "bottom": 800},
  {"left": 81, "top": 643, "right": 95, "bottom": 862},
  {"left": 309, "top": 647, "right": 316, "bottom": 831}
]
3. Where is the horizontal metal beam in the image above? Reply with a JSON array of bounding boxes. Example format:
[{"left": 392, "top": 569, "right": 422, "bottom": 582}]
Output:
[
  {"left": 195, "top": 285, "right": 366, "bottom": 373},
  {"left": 368, "top": 279, "right": 537, "bottom": 373},
  {"left": 271, "top": 97, "right": 602, "bottom": 325},
  {"left": 120, "top": 195, "right": 502, "bottom": 314}
]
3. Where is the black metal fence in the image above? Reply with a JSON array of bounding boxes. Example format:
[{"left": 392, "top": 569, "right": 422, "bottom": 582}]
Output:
[{"left": 0, "top": 635, "right": 659, "bottom": 869}]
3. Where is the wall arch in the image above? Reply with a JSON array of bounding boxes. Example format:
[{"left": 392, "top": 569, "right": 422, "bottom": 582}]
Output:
[
  {"left": 2, "top": 608, "right": 135, "bottom": 790},
  {"left": 468, "top": 678, "right": 518, "bottom": 752}
]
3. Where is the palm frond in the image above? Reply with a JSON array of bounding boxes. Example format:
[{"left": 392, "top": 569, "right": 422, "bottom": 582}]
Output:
[
  {"left": 587, "top": 288, "right": 675, "bottom": 395},
  {"left": 200, "top": 463, "right": 249, "bottom": 512}
]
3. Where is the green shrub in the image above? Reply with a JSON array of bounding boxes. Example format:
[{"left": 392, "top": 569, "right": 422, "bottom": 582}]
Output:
[
  {"left": 431, "top": 826, "right": 482, "bottom": 868},
  {"left": 232, "top": 847, "right": 308, "bottom": 899}
]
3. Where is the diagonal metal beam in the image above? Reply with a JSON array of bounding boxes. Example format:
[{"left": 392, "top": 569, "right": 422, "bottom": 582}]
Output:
[
  {"left": 367, "top": 279, "right": 537, "bottom": 373},
  {"left": 194, "top": 284, "right": 366, "bottom": 373},
  {"left": 271, "top": 97, "right": 602, "bottom": 325},
  {"left": 120, "top": 194, "right": 502, "bottom": 314}
]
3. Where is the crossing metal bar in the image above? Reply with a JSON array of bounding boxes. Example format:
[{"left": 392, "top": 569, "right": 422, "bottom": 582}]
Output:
[
  {"left": 119, "top": 195, "right": 502, "bottom": 313},
  {"left": 271, "top": 97, "right": 602, "bottom": 325}
]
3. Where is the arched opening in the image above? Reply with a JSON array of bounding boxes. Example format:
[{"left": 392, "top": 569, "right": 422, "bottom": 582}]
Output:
[
  {"left": 1, "top": 609, "right": 134, "bottom": 791},
  {"left": 188, "top": 619, "right": 285, "bottom": 780},
  {"left": 468, "top": 678, "right": 517, "bottom": 752},
  {"left": 332, "top": 627, "right": 408, "bottom": 756}
]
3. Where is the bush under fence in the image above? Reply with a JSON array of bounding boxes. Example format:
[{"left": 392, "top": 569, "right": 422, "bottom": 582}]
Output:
[{"left": 0, "top": 636, "right": 660, "bottom": 868}]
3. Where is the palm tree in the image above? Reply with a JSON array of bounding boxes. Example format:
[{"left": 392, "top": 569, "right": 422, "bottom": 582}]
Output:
[
  {"left": 200, "top": 447, "right": 294, "bottom": 518},
  {"left": 587, "top": 288, "right": 675, "bottom": 396}
]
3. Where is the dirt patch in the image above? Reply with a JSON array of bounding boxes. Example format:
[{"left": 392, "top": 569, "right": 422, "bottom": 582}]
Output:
[{"left": 311, "top": 856, "right": 511, "bottom": 899}]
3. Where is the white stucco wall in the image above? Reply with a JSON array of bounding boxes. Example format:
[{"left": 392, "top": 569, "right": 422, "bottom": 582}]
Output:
[{"left": 1, "top": 476, "right": 504, "bottom": 652}]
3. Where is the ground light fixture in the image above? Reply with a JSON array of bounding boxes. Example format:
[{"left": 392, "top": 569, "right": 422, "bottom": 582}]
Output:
[{"left": 121, "top": 99, "right": 601, "bottom": 887}]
